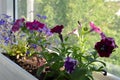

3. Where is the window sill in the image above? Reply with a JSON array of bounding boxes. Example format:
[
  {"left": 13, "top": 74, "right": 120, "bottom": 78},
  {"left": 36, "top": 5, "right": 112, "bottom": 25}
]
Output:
[{"left": 93, "top": 72, "right": 120, "bottom": 80}]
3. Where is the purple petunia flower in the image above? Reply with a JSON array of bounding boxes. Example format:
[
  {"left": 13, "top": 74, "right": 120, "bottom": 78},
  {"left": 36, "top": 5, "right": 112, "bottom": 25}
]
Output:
[
  {"left": 95, "top": 37, "right": 118, "bottom": 57},
  {"left": 26, "top": 20, "right": 45, "bottom": 31},
  {"left": 64, "top": 57, "right": 77, "bottom": 73},
  {"left": 51, "top": 25, "right": 64, "bottom": 34},
  {"left": 12, "top": 18, "right": 25, "bottom": 32}
]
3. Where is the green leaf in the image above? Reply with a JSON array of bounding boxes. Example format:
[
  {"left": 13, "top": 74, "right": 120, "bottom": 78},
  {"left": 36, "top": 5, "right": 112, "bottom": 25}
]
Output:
[
  {"left": 70, "top": 67, "right": 91, "bottom": 80},
  {"left": 96, "top": 60, "right": 106, "bottom": 67},
  {"left": 64, "top": 36, "right": 69, "bottom": 41},
  {"left": 36, "top": 66, "right": 44, "bottom": 77},
  {"left": 52, "top": 47, "right": 61, "bottom": 53}
]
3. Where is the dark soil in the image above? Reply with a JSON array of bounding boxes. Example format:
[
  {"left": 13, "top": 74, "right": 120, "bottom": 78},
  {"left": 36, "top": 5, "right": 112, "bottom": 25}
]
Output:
[{"left": 2, "top": 53, "right": 46, "bottom": 80}]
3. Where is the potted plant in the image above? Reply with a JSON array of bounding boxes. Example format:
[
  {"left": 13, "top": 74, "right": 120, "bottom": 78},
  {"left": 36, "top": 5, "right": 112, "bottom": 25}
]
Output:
[{"left": 0, "top": 14, "right": 118, "bottom": 80}]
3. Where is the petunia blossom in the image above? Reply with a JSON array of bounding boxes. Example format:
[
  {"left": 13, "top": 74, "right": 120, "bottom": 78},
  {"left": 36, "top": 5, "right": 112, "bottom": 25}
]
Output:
[
  {"left": 26, "top": 20, "right": 45, "bottom": 31},
  {"left": 64, "top": 57, "right": 77, "bottom": 73},
  {"left": 12, "top": 18, "right": 25, "bottom": 32},
  {"left": 68, "top": 29, "right": 79, "bottom": 37},
  {"left": 95, "top": 37, "right": 118, "bottom": 57},
  {"left": 89, "top": 21, "right": 102, "bottom": 34},
  {"left": 50, "top": 25, "right": 64, "bottom": 34}
]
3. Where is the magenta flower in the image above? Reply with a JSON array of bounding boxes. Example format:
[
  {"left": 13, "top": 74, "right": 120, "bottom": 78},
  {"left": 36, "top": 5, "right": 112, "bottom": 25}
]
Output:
[
  {"left": 51, "top": 25, "right": 64, "bottom": 34},
  {"left": 12, "top": 18, "right": 25, "bottom": 32},
  {"left": 95, "top": 37, "right": 118, "bottom": 57},
  {"left": 26, "top": 20, "right": 45, "bottom": 31},
  {"left": 89, "top": 21, "right": 102, "bottom": 34},
  {"left": 64, "top": 57, "right": 77, "bottom": 73}
]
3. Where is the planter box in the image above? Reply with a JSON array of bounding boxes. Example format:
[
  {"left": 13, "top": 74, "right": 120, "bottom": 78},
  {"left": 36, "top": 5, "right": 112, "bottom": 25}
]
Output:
[
  {"left": 0, "top": 53, "right": 38, "bottom": 80},
  {"left": 0, "top": 53, "right": 120, "bottom": 80}
]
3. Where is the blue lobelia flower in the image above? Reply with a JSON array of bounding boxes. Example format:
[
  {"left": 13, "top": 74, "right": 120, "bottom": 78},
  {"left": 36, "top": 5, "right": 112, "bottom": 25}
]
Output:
[
  {"left": 2, "top": 14, "right": 11, "bottom": 18},
  {"left": 30, "top": 44, "right": 37, "bottom": 49},
  {"left": 0, "top": 19, "right": 5, "bottom": 25},
  {"left": 3, "top": 37, "right": 10, "bottom": 45},
  {"left": 36, "top": 14, "right": 47, "bottom": 19},
  {"left": 26, "top": 50, "right": 30, "bottom": 55}
]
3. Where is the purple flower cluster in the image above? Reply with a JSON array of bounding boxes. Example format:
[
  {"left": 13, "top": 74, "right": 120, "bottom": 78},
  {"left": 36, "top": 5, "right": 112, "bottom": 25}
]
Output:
[
  {"left": 64, "top": 57, "right": 77, "bottom": 73},
  {"left": 10, "top": 18, "right": 53, "bottom": 37},
  {"left": 0, "top": 14, "right": 13, "bottom": 45}
]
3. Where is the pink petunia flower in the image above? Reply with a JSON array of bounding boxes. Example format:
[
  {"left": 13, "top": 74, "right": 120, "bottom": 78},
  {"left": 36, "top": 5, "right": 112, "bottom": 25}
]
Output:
[{"left": 89, "top": 21, "right": 102, "bottom": 34}]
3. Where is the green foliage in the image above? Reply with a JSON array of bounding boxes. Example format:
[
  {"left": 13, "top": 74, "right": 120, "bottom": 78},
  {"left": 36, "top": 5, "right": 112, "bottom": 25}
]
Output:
[
  {"left": 36, "top": 24, "right": 108, "bottom": 80},
  {"left": 0, "top": 38, "right": 28, "bottom": 57}
]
